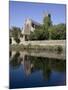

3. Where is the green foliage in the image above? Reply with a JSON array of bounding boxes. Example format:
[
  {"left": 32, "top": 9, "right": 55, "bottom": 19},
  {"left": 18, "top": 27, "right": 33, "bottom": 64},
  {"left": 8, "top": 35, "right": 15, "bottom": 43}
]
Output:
[
  {"left": 10, "top": 27, "right": 21, "bottom": 43},
  {"left": 14, "top": 37, "right": 20, "bottom": 44},
  {"left": 48, "top": 24, "right": 66, "bottom": 40},
  {"left": 29, "top": 26, "right": 43, "bottom": 40},
  {"left": 12, "top": 27, "right": 21, "bottom": 37},
  {"left": 10, "top": 14, "right": 66, "bottom": 41},
  {"left": 43, "top": 14, "right": 52, "bottom": 30},
  {"left": 29, "top": 25, "right": 49, "bottom": 40},
  {"left": 29, "top": 31, "right": 37, "bottom": 40},
  {"left": 29, "top": 14, "right": 66, "bottom": 40},
  {"left": 57, "top": 45, "right": 63, "bottom": 52},
  {"left": 42, "top": 26, "right": 49, "bottom": 40},
  {"left": 29, "top": 14, "right": 52, "bottom": 40}
]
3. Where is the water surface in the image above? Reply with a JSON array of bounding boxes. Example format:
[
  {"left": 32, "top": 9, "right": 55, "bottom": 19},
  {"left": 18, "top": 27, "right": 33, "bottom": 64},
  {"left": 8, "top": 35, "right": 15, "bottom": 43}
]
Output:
[{"left": 9, "top": 50, "right": 66, "bottom": 89}]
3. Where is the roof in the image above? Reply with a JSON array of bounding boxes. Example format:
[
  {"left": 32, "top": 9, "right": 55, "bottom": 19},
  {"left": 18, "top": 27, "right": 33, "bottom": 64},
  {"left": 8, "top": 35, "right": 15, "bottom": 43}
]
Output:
[{"left": 30, "top": 19, "right": 41, "bottom": 26}]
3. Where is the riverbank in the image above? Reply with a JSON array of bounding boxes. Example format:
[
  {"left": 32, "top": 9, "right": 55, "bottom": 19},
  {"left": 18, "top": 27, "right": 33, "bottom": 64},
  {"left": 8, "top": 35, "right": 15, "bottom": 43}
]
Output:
[{"left": 10, "top": 40, "right": 66, "bottom": 53}]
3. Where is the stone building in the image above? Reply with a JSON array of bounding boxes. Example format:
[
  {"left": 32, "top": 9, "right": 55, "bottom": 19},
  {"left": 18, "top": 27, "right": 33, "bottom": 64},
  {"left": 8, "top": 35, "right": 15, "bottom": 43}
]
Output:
[
  {"left": 10, "top": 13, "right": 50, "bottom": 44},
  {"left": 20, "top": 18, "right": 41, "bottom": 42}
]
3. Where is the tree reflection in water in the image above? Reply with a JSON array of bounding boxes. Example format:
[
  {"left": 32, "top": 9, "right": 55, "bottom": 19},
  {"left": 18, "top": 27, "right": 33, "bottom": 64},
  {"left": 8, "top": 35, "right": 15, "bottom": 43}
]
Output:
[
  {"left": 10, "top": 51, "right": 66, "bottom": 81},
  {"left": 30, "top": 56, "right": 52, "bottom": 81},
  {"left": 10, "top": 52, "right": 22, "bottom": 69}
]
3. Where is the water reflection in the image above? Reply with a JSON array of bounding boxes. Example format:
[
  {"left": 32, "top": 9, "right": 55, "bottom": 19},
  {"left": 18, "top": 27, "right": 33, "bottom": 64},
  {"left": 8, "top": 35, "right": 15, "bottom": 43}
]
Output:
[
  {"left": 10, "top": 51, "right": 66, "bottom": 80},
  {"left": 10, "top": 52, "right": 22, "bottom": 69}
]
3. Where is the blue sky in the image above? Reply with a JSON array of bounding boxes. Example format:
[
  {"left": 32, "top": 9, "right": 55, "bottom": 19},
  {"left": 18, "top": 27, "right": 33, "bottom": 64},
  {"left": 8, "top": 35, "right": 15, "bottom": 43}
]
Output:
[{"left": 9, "top": 1, "right": 66, "bottom": 29}]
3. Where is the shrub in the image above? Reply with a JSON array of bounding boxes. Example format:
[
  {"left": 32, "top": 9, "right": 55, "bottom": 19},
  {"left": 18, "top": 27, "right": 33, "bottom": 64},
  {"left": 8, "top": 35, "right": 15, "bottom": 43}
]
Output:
[{"left": 57, "top": 46, "right": 63, "bottom": 52}]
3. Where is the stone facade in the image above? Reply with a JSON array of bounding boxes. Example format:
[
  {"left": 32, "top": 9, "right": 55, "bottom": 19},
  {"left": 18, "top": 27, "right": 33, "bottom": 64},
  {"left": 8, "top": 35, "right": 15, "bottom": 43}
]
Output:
[
  {"left": 10, "top": 18, "right": 41, "bottom": 44},
  {"left": 20, "top": 18, "right": 41, "bottom": 42}
]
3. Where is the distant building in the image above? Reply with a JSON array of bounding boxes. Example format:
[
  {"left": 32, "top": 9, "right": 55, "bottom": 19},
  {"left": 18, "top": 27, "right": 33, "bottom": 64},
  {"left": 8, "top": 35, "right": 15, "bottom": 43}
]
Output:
[
  {"left": 10, "top": 13, "right": 50, "bottom": 44},
  {"left": 21, "top": 18, "right": 41, "bottom": 41}
]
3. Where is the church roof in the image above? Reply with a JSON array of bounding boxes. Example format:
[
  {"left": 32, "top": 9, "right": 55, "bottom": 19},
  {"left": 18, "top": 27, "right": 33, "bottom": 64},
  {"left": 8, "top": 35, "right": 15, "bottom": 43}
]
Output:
[{"left": 30, "top": 19, "right": 41, "bottom": 26}]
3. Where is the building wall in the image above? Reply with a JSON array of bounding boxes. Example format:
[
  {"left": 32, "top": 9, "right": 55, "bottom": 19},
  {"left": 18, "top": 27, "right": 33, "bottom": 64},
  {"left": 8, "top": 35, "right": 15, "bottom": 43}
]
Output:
[{"left": 21, "top": 18, "right": 36, "bottom": 41}]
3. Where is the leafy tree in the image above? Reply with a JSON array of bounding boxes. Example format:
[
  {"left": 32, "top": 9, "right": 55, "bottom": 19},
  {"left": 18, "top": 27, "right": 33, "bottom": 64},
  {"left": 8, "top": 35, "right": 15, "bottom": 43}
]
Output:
[
  {"left": 43, "top": 14, "right": 52, "bottom": 30},
  {"left": 12, "top": 27, "right": 21, "bottom": 37},
  {"left": 10, "top": 27, "right": 21, "bottom": 43},
  {"left": 43, "top": 14, "right": 52, "bottom": 40},
  {"left": 29, "top": 14, "right": 52, "bottom": 40},
  {"left": 29, "top": 31, "right": 37, "bottom": 40},
  {"left": 29, "top": 26, "right": 45, "bottom": 40},
  {"left": 48, "top": 24, "right": 66, "bottom": 40}
]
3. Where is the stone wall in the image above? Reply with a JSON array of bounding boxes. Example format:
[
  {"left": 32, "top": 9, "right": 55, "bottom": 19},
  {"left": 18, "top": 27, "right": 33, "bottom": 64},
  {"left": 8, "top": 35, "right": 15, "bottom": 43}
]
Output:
[{"left": 20, "top": 40, "right": 66, "bottom": 46}]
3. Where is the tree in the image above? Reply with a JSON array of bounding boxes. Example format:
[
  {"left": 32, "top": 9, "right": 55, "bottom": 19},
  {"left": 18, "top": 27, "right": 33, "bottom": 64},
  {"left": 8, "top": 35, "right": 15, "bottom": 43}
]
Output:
[
  {"left": 29, "top": 31, "right": 37, "bottom": 40},
  {"left": 43, "top": 14, "right": 52, "bottom": 30},
  {"left": 48, "top": 24, "right": 66, "bottom": 40},
  {"left": 29, "top": 26, "right": 45, "bottom": 40},
  {"left": 43, "top": 14, "right": 52, "bottom": 40},
  {"left": 11, "top": 27, "right": 21, "bottom": 43}
]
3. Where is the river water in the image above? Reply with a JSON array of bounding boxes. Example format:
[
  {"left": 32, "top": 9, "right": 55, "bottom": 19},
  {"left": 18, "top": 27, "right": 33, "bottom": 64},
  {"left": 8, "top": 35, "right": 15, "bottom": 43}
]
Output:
[{"left": 9, "top": 50, "right": 66, "bottom": 89}]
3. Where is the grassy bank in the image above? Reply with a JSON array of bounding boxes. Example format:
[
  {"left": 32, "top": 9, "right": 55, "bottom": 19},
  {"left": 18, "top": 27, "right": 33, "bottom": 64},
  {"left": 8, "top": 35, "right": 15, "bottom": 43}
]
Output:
[{"left": 10, "top": 44, "right": 65, "bottom": 53}]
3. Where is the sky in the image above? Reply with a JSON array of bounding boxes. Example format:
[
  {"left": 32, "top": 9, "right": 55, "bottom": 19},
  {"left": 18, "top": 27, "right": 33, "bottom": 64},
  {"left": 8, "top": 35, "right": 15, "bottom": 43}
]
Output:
[{"left": 9, "top": 1, "right": 66, "bottom": 29}]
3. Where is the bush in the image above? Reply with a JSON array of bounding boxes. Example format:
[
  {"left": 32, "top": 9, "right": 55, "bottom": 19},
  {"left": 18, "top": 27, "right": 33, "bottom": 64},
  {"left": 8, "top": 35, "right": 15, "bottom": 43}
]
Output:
[
  {"left": 14, "top": 38, "right": 20, "bottom": 44},
  {"left": 57, "top": 46, "right": 63, "bottom": 52}
]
